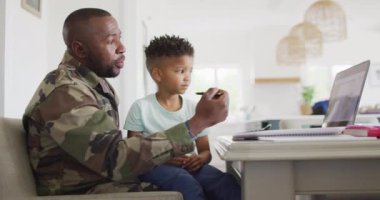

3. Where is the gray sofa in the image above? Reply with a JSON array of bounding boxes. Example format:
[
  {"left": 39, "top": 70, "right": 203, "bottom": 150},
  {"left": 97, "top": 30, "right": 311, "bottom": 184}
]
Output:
[{"left": 0, "top": 117, "right": 183, "bottom": 200}]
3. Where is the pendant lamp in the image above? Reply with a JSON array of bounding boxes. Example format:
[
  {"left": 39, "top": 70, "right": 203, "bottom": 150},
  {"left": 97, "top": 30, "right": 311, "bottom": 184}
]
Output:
[
  {"left": 290, "top": 22, "right": 323, "bottom": 57},
  {"left": 305, "top": 0, "right": 347, "bottom": 42},
  {"left": 276, "top": 35, "right": 306, "bottom": 67}
]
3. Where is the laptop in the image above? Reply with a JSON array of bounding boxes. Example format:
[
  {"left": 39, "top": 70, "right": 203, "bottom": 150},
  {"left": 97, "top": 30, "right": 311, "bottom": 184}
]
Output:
[{"left": 233, "top": 60, "right": 371, "bottom": 141}]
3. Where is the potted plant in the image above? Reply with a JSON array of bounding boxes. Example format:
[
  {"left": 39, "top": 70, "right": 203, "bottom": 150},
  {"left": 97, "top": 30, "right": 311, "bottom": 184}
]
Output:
[{"left": 300, "top": 86, "right": 314, "bottom": 115}]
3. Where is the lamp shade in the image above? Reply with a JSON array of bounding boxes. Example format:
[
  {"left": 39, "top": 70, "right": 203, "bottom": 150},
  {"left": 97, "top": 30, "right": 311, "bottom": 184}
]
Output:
[
  {"left": 290, "top": 22, "right": 323, "bottom": 57},
  {"left": 305, "top": 0, "right": 347, "bottom": 42},
  {"left": 276, "top": 35, "right": 306, "bottom": 67}
]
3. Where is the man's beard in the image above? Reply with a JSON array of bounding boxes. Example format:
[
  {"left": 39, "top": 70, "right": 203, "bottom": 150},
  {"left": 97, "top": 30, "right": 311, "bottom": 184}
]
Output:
[{"left": 87, "top": 54, "right": 119, "bottom": 78}]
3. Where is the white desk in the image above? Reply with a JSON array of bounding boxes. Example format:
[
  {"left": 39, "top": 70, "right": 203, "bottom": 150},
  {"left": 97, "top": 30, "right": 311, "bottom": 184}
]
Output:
[{"left": 215, "top": 136, "right": 380, "bottom": 200}]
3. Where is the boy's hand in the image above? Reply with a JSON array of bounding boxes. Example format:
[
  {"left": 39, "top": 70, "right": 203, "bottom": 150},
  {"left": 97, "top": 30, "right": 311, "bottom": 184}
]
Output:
[
  {"left": 189, "top": 88, "right": 229, "bottom": 134},
  {"left": 127, "top": 131, "right": 143, "bottom": 138},
  {"left": 183, "top": 154, "right": 205, "bottom": 172},
  {"left": 165, "top": 156, "right": 188, "bottom": 166}
]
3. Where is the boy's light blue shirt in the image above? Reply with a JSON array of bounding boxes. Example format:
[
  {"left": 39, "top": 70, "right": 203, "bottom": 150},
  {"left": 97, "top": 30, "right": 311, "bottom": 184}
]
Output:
[{"left": 124, "top": 93, "right": 208, "bottom": 138}]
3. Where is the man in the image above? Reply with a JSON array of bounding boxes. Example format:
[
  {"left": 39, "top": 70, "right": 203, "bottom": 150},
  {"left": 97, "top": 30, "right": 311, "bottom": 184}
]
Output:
[{"left": 23, "top": 8, "right": 229, "bottom": 196}]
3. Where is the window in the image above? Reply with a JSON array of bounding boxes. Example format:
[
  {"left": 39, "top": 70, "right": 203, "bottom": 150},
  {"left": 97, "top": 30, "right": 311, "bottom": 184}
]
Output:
[
  {"left": 185, "top": 64, "right": 243, "bottom": 121},
  {"left": 304, "top": 64, "right": 352, "bottom": 104}
]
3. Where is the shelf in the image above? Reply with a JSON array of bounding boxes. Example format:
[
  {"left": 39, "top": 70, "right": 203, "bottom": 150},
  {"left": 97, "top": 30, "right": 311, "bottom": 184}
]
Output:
[{"left": 255, "top": 77, "right": 300, "bottom": 84}]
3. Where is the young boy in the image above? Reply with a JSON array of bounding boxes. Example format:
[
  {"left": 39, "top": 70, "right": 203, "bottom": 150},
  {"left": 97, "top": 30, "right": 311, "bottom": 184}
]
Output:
[{"left": 124, "top": 35, "right": 241, "bottom": 200}]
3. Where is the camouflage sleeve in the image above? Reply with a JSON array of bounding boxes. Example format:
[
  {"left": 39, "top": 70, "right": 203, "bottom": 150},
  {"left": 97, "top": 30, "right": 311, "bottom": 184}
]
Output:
[
  {"left": 37, "top": 84, "right": 194, "bottom": 182},
  {"left": 114, "top": 124, "right": 194, "bottom": 180}
]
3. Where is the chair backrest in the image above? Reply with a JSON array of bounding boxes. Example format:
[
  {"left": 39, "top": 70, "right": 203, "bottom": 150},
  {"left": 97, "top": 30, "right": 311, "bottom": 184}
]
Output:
[{"left": 0, "top": 117, "right": 37, "bottom": 199}]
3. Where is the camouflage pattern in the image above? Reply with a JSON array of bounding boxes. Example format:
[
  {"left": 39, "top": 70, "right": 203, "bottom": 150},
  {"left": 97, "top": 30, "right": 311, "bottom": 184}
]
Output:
[{"left": 23, "top": 51, "right": 194, "bottom": 195}]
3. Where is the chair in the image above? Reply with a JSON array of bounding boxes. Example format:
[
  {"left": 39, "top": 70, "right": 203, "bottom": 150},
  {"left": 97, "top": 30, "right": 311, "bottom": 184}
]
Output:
[{"left": 0, "top": 117, "right": 183, "bottom": 200}]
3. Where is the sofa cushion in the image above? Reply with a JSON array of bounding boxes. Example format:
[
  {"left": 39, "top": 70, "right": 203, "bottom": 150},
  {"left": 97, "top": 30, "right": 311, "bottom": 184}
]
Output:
[
  {"left": 0, "top": 117, "right": 37, "bottom": 199},
  {"left": 0, "top": 117, "right": 183, "bottom": 200}
]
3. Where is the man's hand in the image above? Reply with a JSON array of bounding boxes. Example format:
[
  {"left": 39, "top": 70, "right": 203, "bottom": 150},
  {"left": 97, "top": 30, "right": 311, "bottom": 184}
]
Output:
[{"left": 188, "top": 88, "right": 229, "bottom": 134}]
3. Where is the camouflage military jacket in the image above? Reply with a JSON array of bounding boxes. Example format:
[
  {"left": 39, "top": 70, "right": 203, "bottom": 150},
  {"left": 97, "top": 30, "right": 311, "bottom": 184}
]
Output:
[{"left": 23, "top": 51, "right": 194, "bottom": 195}]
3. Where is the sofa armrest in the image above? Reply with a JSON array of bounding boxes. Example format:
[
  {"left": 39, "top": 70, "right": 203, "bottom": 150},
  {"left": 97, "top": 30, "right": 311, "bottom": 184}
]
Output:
[{"left": 32, "top": 192, "right": 183, "bottom": 200}]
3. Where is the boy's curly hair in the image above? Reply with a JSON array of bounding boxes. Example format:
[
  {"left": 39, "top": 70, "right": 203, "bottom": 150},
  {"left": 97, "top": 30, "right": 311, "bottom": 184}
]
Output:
[{"left": 145, "top": 35, "right": 194, "bottom": 72}]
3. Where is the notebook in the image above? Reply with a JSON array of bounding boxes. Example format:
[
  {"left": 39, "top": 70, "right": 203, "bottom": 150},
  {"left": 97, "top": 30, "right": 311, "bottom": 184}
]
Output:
[{"left": 233, "top": 60, "right": 371, "bottom": 141}]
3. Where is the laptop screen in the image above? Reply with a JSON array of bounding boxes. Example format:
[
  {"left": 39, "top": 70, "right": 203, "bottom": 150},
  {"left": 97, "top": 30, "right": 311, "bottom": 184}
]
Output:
[{"left": 322, "top": 60, "right": 370, "bottom": 127}]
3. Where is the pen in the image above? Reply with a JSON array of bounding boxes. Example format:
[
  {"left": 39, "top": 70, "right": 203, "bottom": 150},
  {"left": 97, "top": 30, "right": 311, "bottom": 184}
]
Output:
[{"left": 196, "top": 91, "right": 224, "bottom": 98}]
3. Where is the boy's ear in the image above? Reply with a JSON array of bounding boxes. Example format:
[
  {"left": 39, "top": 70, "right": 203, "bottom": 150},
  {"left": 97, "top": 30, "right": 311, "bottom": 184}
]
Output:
[{"left": 151, "top": 67, "right": 162, "bottom": 82}]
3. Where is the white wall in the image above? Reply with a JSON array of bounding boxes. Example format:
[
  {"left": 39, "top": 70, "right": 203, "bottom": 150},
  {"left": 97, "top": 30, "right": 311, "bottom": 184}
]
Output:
[
  {"left": 4, "top": 0, "right": 48, "bottom": 118},
  {"left": 45, "top": 0, "right": 124, "bottom": 101},
  {"left": 138, "top": 0, "right": 380, "bottom": 118},
  {"left": 1, "top": 0, "right": 145, "bottom": 121},
  {"left": 185, "top": 31, "right": 255, "bottom": 107},
  {"left": 117, "top": 0, "right": 145, "bottom": 125},
  {"left": 302, "top": 29, "right": 380, "bottom": 109},
  {"left": 0, "top": 0, "right": 5, "bottom": 116},
  {"left": 4, "top": 0, "right": 380, "bottom": 119},
  {"left": 250, "top": 26, "right": 380, "bottom": 116},
  {"left": 311, "top": 30, "right": 380, "bottom": 107},
  {"left": 46, "top": 0, "right": 148, "bottom": 127},
  {"left": 46, "top": 0, "right": 121, "bottom": 71},
  {"left": 144, "top": 25, "right": 257, "bottom": 114},
  {"left": 45, "top": 0, "right": 146, "bottom": 124},
  {"left": 250, "top": 26, "right": 302, "bottom": 117},
  {"left": 139, "top": 2, "right": 305, "bottom": 118}
]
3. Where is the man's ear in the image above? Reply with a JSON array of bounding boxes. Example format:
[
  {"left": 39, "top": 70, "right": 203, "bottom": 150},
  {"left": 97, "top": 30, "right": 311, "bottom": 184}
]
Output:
[
  {"left": 151, "top": 67, "right": 162, "bottom": 82},
  {"left": 70, "top": 41, "right": 87, "bottom": 59}
]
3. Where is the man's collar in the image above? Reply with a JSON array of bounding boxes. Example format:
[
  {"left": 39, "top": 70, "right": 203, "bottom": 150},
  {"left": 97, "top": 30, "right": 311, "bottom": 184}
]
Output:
[{"left": 60, "top": 50, "right": 105, "bottom": 89}]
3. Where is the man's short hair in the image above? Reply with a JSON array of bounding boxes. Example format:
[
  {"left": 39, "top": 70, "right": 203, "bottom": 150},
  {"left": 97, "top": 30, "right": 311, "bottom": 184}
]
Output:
[
  {"left": 63, "top": 8, "right": 111, "bottom": 47},
  {"left": 144, "top": 35, "right": 194, "bottom": 73}
]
